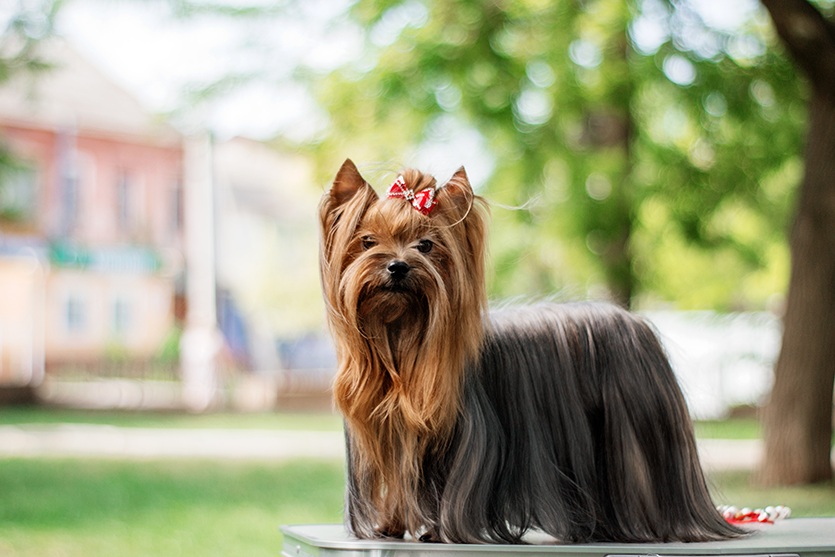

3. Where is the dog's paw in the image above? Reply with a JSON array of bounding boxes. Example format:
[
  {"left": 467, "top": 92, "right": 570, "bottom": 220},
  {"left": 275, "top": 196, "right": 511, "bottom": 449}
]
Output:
[
  {"left": 419, "top": 531, "right": 441, "bottom": 543},
  {"left": 374, "top": 525, "right": 405, "bottom": 539}
]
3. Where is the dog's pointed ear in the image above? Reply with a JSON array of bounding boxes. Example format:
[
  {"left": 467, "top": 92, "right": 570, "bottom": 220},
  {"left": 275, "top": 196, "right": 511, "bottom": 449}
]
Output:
[
  {"left": 319, "top": 159, "right": 378, "bottom": 267},
  {"left": 435, "top": 166, "right": 474, "bottom": 220},
  {"left": 330, "top": 158, "right": 368, "bottom": 207},
  {"left": 447, "top": 166, "right": 471, "bottom": 195},
  {"left": 320, "top": 158, "right": 378, "bottom": 221}
]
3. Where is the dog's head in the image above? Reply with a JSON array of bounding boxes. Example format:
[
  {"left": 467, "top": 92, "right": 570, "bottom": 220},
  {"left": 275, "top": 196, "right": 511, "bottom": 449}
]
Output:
[{"left": 319, "top": 159, "right": 488, "bottom": 344}]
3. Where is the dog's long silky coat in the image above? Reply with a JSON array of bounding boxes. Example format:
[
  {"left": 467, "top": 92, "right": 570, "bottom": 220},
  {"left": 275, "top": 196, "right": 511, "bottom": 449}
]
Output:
[{"left": 319, "top": 159, "right": 743, "bottom": 544}]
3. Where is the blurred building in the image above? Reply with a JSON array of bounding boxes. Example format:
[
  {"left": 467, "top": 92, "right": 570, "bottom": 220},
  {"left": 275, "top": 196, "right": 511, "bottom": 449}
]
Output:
[
  {"left": 0, "top": 40, "right": 183, "bottom": 387},
  {"left": 213, "top": 137, "right": 326, "bottom": 372},
  {"left": 0, "top": 40, "right": 333, "bottom": 408}
]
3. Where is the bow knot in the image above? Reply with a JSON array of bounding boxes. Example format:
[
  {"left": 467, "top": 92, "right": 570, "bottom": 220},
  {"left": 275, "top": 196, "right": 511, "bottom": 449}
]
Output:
[{"left": 386, "top": 176, "right": 437, "bottom": 215}]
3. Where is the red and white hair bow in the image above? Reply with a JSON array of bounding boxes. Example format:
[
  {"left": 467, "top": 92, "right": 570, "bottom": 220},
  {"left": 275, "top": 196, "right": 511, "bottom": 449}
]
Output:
[{"left": 386, "top": 176, "right": 437, "bottom": 215}]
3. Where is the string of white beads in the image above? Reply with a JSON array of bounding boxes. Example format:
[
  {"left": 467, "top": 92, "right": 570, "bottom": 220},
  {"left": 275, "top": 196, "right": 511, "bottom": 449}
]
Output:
[{"left": 717, "top": 504, "right": 791, "bottom": 523}]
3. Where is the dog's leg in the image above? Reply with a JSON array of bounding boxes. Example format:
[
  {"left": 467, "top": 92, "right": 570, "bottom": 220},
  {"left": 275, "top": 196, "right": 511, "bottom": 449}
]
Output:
[{"left": 375, "top": 515, "right": 406, "bottom": 539}]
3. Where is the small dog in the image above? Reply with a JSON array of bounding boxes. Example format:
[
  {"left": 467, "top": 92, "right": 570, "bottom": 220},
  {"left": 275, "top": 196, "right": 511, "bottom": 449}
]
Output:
[{"left": 318, "top": 159, "right": 743, "bottom": 544}]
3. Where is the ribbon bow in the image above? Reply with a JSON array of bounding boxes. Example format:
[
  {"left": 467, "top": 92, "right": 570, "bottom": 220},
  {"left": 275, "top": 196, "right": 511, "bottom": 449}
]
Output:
[{"left": 386, "top": 176, "right": 437, "bottom": 215}]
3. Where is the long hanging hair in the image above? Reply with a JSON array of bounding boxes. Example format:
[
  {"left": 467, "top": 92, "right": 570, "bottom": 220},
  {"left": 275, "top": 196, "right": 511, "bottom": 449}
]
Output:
[{"left": 319, "top": 160, "right": 489, "bottom": 536}]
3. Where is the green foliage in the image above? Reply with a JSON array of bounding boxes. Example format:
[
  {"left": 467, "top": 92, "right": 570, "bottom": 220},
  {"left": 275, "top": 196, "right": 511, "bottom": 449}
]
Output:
[
  {"left": 309, "top": 0, "right": 806, "bottom": 310},
  {"left": 155, "top": 326, "right": 184, "bottom": 364},
  {"left": 0, "top": 0, "right": 61, "bottom": 83},
  {"left": 0, "top": 0, "right": 62, "bottom": 220},
  {"left": 0, "top": 153, "right": 33, "bottom": 221}
]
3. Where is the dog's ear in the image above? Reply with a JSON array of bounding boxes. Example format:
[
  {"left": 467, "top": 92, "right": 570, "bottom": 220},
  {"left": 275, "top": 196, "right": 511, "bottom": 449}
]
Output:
[
  {"left": 320, "top": 159, "right": 378, "bottom": 219},
  {"left": 319, "top": 159, "right": 378, "bottom": 268},
  {"left": 330, "top": 158, "right": 368, "bottom": 207},
  {"left": 446, "top": 166, "right": 471, "bottom": 194},
  {"left": 435, "top": 166, "right": 474, "bottom": 220}
]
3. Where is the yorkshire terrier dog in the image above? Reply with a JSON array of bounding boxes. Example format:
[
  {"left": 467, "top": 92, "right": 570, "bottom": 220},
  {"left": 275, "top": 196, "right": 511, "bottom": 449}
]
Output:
[{"left": 318, "top": 159, "right": 743, "bottom": 544}]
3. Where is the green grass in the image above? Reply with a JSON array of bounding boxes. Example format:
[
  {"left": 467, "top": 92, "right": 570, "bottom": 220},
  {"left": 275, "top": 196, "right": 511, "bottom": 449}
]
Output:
[
  {"left": 694, "top": 418, "right": 761, "bottom": 440},
  {"left": 0, "top": 407, "right": 766, "bottom": 440},
  {"left": 0, "top": 458, "right": 345, "bottom": 557},
  {"left": 708, "top": 470, "right": 835, "bottom": 517},
  {"left": 0, "top": 408, "right": 758, "bottom": 440},
  {"left": 1, "top": 408, "right": 833, "bottom": 555},
  {"left": 0, "top": 458, "right": 832, "bottom": 557},
  {"left": 0, "top": 406, "right": 344, "bottom": 431},
  {"left": 694, "top": 417, "right": 835, "bottom": 445}
]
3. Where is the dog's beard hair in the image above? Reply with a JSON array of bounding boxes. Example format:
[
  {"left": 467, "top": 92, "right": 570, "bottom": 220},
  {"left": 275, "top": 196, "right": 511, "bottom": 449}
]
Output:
[{"left": 319, "top": 160, "right": 743, "bottom": 544}]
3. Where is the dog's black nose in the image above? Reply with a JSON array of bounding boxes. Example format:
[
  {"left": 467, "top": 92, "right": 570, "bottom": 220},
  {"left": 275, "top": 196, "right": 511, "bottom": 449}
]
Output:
[{"left": 387, "top": 260, "right": 410, "bottom": 280}]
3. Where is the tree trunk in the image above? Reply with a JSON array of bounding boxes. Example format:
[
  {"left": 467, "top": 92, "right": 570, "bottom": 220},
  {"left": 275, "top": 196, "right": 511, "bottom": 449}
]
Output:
[
  {"left": 603, "top": 28, "right": 635, "bottom": 310},
  {"left": 603, "top": 198, "right": 634, "bottom": 310},
  {"left": 760, "top": 93, "right": 835, "bottom": 484},
  {"left": 759, "top": 0, "right": 835, "bottom": 485}
]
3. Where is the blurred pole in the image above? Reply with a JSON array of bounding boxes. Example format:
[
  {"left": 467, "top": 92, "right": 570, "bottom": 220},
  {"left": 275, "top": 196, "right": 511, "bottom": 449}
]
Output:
[{"left": 180, "top": 130, "right": 221, "bottom": 412}]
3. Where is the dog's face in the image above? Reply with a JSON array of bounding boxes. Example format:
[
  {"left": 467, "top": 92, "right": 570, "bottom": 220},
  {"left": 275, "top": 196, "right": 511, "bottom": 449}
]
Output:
[
  {"left": 351, "top": 198, "right": 451, "bottom": 324},
  {"left": 319, "top": 159, "right": 488, "bottom": 338}
]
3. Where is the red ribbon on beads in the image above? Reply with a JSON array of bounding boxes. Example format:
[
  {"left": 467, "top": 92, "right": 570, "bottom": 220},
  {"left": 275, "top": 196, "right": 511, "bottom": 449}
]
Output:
[
  {"left": 717, "top": 505, "right": 790, "bottom": 525},
  {"left": 386, "top": 176, "right": 437, "bottom": 215}
]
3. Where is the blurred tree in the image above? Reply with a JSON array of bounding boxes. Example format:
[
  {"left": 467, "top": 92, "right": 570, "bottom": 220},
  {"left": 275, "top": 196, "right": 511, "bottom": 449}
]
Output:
[
  {"left": 0, "top": 0, "right": 59, "bottom": 82},
  {"left": 758, "top": 0, "right": 835, "bottom": 486},
  {"left": 0, "top": 0, "right": 63, "bottom": 219},
  {"left": 309, "top": 0, "right": 805, "bottom": 312}
]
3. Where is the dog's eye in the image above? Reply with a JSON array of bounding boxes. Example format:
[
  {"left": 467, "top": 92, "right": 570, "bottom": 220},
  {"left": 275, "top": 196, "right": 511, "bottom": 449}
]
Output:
[
  {"left": 416, "top": 239, "right": 434, "bottom": 254},
  {"left": 361, "top": 236, "right": 377, "bottom": 250}
]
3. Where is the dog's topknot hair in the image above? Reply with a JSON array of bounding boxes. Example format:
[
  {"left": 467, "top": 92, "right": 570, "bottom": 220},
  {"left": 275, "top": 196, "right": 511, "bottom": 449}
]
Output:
[{"left": 398, "top": 168, "right": 437, "bottom": 194}]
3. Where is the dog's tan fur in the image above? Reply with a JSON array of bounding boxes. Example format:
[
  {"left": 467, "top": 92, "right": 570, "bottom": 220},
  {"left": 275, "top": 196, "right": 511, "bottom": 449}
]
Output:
[{"left": 319, "top": 160, "right": 487, "bottom": 535}]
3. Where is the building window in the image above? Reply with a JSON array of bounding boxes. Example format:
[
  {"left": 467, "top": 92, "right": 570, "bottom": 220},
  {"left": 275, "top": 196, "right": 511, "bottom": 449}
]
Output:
[
  {"left": 171, "top": 179, "right": 183, "bottom": 235},
  {"left": 57, "top": 133, "right": 80, "bottom": 235},
  {"left": 116, "top": 172, "right": 131, "bottom": 231},
  {"left": 62, "top": 167, "right": 79, "bottom": 235},
  {"left": 65, "top": 295, "right": 87, "bottom": 334},
  {"left": 111, "top": 298, "right": 132, "bottom": 337}
]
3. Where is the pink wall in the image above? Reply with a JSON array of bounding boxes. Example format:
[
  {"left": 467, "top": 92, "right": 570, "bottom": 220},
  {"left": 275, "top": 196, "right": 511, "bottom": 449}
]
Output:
[
  {"left": 1, "top": 122, "right": 183, "bottom": 248},
  {"left": 1, "top": 121, "right": 185, "bottom": 367}
]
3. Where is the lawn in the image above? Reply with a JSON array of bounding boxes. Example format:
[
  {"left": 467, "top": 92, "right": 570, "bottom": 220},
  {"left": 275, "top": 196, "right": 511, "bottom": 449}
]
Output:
[
  {"left": 0, "top": 457, "right": 833, "bottom": 557},
  {"left": 693, "top": 418, "right": 761, "bottom": 440},
  {"left": 0, "top": 406, "right": 758, "bottom": 438},
  {"left": 0, "top": 406, "right": 344, "bottom": 431},
  {"left": 710, "top": 470, "right": 835, "bottom": 518},
  {"left": 1, "top": 407, "right": 833, "bottom": 556},
  {"left": 0, "top": 458, "right": 344, "bottom": 557}
]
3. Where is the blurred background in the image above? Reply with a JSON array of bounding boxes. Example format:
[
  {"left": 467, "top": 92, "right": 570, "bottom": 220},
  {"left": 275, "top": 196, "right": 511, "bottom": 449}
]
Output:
[
  {"left": 0, "top": 0, "right": 833, "bottom": 554},
  {"left": 0, "top": 0, "right": 801, "bottom": 417}
]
